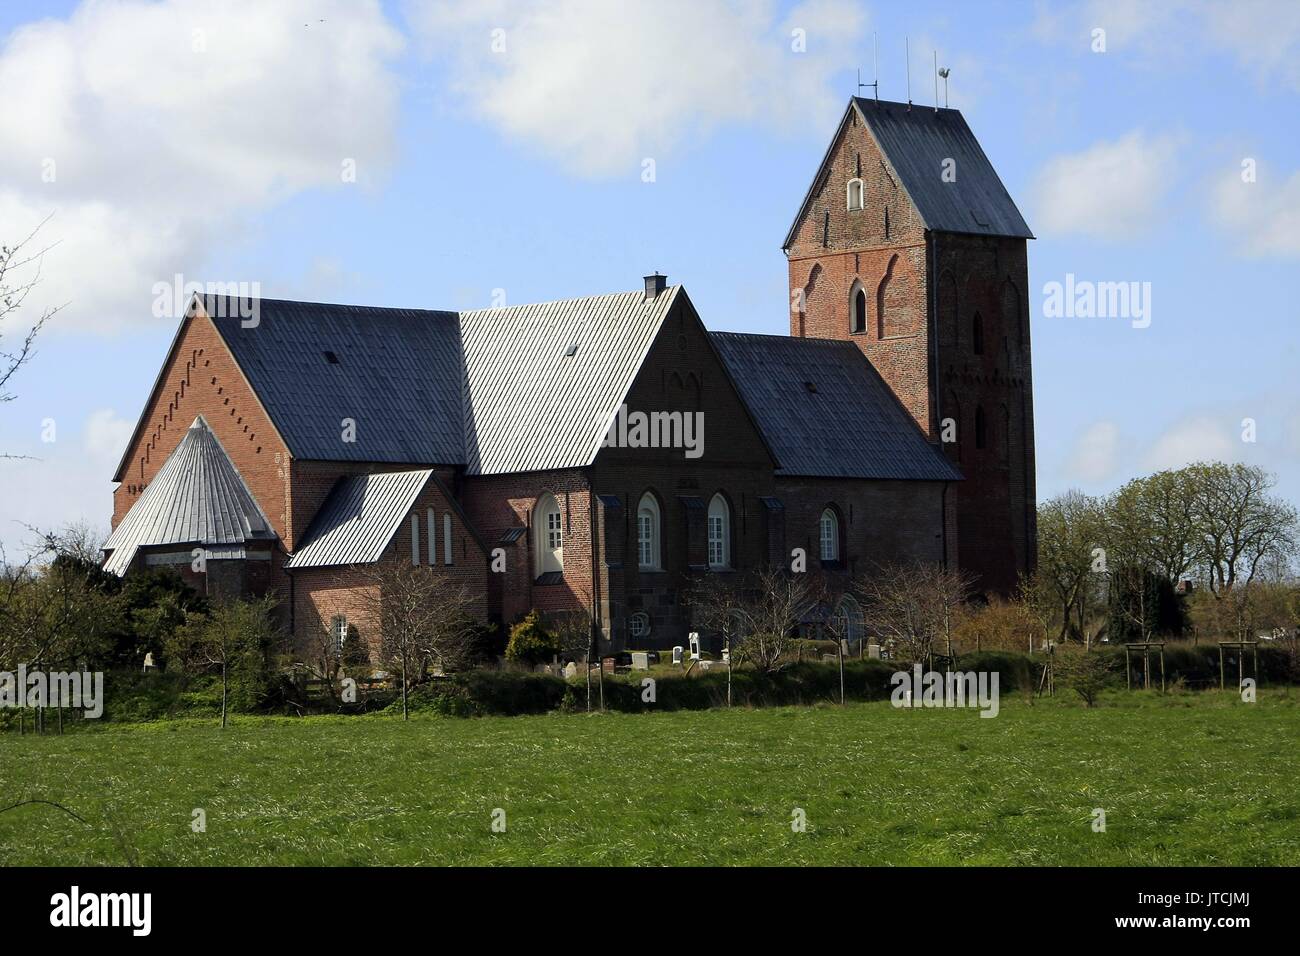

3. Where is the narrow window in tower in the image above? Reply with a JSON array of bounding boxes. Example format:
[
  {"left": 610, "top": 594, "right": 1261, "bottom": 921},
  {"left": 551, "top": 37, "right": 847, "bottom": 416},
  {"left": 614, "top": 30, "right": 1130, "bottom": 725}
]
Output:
[
  {"left": 846, "top": 178, "right": 864, "bottom": 211},
  {"left": 975, "top": 405, "right": 987, "bottom": 450},
  {"left": 852, "top": 288, "right": 867, "bottom": 334},
  {"left": 973, "top": 312, "right": 984, "bottom": 355},
  {"left": 822, "top": 211, "right": 830, "bottom": 247}
]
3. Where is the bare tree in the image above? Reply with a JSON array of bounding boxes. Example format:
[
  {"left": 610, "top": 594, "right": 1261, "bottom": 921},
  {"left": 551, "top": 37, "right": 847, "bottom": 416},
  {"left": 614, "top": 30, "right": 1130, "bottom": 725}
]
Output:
[
  {"left": 856, "top": 561, "right": 974, "bottom": 664},
  {"left": 1037, "top": 490, "right": 1107, "bottom": 646},
  {"left": 353, "top": 560, "right": 480, "bottom": 720},
  {"left": 1, "top": 219, "right": 62, "bottom": 458},
  {"left": 688, "top": 567, "right": 815, "bottom": 674},
  {"left": 1187, "top": 462, "right": 1297, "bottom": 594}
]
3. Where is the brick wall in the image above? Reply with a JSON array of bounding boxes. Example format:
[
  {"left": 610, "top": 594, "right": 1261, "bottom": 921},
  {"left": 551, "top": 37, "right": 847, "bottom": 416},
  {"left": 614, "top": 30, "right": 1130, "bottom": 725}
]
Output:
[{"left": 783, "top": 104, "right": 1036, "bottom": 595}]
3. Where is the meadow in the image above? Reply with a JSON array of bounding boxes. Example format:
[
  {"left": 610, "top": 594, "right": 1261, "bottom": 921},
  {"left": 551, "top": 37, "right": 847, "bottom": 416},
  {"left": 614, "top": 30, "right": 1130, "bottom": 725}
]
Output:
[{"left": 1, "top": 692, "right": 1297, "bottom": 866}]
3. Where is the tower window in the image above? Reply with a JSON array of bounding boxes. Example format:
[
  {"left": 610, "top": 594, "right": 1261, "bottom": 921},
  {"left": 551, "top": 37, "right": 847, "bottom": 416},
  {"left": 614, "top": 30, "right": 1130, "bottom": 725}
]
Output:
[
  {"left": 975, "top": 405, "right": 987, "bottom": 450},
  {"left": 852, "top": 286, "right": 867, "bottom": 334},
  {"left": 846, "top": 178, "right": 864, "bottom": 211},
  {"left": 822, "top": 211, "right": 830, "bottom": 247},
  {"left": 973, "top": 312, "right": 984, "bottom": 355}
]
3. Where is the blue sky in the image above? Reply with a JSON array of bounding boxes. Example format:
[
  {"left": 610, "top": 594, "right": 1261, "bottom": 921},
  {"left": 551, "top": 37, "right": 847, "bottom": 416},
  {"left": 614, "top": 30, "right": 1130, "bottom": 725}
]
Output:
[{"left": 1, "top": 0, "right": 1298, "bottom": 554}]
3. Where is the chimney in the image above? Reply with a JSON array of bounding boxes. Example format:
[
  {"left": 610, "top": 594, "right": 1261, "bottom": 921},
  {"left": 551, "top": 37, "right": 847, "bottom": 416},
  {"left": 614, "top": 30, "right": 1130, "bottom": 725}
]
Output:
[{"left": 643, "top": 272, "right": 666, "bottom": 300}]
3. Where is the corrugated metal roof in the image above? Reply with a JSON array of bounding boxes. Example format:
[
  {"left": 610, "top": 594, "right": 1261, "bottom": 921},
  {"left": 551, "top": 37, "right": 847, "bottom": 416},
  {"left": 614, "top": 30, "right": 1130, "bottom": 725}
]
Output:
[
  {"left": 852, "top": 98, "right": 1033, "bottom": 239},
  {"left": 201, "top": 295, "right": 465, "bottom": 465},
  {"left": 285, "top": 469, "right": 433, "bottom": 569},
  {"left": 459, "top": 288, "right": 678, "bottom": 475},
  {"left": 709, "top": 332, "right": 963, "bottom": 481},
  {"left": 102, "top": 416, "right": 277, "bottom": 575}
]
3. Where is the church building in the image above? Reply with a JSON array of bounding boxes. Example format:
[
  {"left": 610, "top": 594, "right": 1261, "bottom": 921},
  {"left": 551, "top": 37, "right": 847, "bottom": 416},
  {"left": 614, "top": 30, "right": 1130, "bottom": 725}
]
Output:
[{"left": 102, "top": 98, "right": 1035, "bottom": 658}]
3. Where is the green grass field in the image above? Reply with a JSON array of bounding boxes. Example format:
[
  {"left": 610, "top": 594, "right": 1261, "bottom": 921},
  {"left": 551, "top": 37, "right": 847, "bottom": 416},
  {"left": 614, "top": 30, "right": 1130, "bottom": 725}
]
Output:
[{"left": 1, "top": 692, "right": 1297, "bottom": 866}]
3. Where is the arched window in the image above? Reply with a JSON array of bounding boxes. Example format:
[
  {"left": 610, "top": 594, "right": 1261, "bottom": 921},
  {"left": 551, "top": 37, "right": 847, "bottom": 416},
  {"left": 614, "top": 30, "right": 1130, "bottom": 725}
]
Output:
[
  {"left": 973, "top": 312, "right": 984, "bottom": 355},
  {"left": 846, "top": 178, "right": 864, "bottom": 210},
  {"left": 851, "top": 284, "right": 867, "bottom": 334},
  {"left": 975, "top": 405, "right": 987, "bottom": 450},
  {"left": 637, "top": 493, "right": 662, "bottom": 570},
  {"left": 834, "top": 595, "right": 864, "bottom": 645},
  {"left": 819, "top": 508, "right": 840, "bottom": 562},
  {"left": 707, "top": 494, "right": 731, "bottom": 569},
  {"left": 534, "top": 493, "right": 563, "bottom": 575}
]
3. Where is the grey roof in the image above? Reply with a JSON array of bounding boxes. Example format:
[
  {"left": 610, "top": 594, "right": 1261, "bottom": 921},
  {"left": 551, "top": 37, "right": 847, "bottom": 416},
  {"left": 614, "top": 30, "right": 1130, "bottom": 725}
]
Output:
[
  {"left": 102, "top": 416, "right": 276, "bottom": 575},
  {"left": 709, "top": 332, "right": 962, "bottom": 481},
  {"left": 200, "top": 295, "right": 465, "bottom": 465},
  {"left": 783, "top": 98, "right": 1032, "bottom": 247},
  {"left": 286, "top": 469, "right": 433, "bottom": 569},
  {"left": 459, "top": 287, "right": 679, "bottom": 475}
]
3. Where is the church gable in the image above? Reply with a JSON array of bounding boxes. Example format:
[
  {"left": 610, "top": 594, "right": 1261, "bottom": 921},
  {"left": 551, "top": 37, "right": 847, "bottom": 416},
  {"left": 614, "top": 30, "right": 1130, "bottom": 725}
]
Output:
[
  {"left": 596, "top": 289, "right": 775, "bottom": 471},
  {"left": 111, "top": 306, "right": 291, "bottom": 541},
  {"left": 783, "top": 100, "right": 927, "bottom": 260}
]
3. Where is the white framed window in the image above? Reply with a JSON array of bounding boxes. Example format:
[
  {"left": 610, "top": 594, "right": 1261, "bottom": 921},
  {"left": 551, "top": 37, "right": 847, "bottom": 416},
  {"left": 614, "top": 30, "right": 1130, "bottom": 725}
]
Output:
[
  {"left": 819, "top": 508, "right": 839, "bottom": 562},
  {"left": 637, "top": 493, "right": 661, "bottom": 570},
  {"left": 628, "top": 611, "right": 650, "bottom": 639},
  {"left": 846, "top": 177, "right": 864, "bottom": 210},
  {"left": 331, "top": 614, "right": 348, "bottom": 654},
  {"left": 426, "top": 508, "right": 436, "bottom": 566},
  {"left": 443, "top": 513, "right": 453, "bottom": 565},
  {"left": 410, "top": 513, "right": 420, "bottom": 566},
  {"left": 535, "top": 493, "right": 563, "bottom": 575},
  {"left": 707, "top": 493, "right": 730, "bottom": 569}
]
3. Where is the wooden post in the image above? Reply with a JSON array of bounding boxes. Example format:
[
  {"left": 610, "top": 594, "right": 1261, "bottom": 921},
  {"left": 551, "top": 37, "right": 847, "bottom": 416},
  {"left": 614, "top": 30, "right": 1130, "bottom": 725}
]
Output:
[
  {"left": 1143, "top": 648, "right": 1150, "bottom": 690},
  {"left": 1253, "top": 644, "right": 1259, "bottom": 686},
  {"left": 1125, "top": 645, "right": 1132, "bottom": 691},
  {"left": 1159, "top": 646, "right": 1166, "bottom": 693}
]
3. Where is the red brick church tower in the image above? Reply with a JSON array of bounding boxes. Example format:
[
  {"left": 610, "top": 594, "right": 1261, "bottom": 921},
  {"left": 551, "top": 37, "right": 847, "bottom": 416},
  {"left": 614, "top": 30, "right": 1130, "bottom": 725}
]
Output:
[{"left": 784, "top": 97, "right": 1037, "bottom": 594}]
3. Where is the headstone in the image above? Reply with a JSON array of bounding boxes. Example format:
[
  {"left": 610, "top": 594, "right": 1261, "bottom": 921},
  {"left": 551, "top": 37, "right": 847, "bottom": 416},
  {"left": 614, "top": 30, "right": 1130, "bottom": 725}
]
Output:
[
  {"left": 672, "top": 645, "right": 684, "bottom": 665},
  {"left": 688, "top": 632, "right": 701, "bottom": 660},
  {"left": 631, "top": 652, "right": 649, "bottom": 670},
  {"left": 143, "top": 652, "right": 155, "bottom": 672},
  {"left": 563, "top": 661, "right": 578, "bottom": 679},
  {"left": 867, "top": 644, "right": 881, "bottom": 660},
  {"left": 840, "top": 639, "right": 850, "bottom": 656}
]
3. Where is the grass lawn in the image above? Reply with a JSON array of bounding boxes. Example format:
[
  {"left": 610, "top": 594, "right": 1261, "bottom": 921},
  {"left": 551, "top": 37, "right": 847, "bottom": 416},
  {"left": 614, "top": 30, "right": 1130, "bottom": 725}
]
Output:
[{"left": 1, "top": 691, "right": 1297, "bottom": 866}]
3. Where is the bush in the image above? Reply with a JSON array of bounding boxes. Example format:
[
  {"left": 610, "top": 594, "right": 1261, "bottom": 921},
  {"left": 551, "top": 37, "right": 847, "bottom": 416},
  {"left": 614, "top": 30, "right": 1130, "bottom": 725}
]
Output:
[
  {"left": 390, "top": 670, "right": 568, "bottom": 717},
  {"left": 505, "top": 611, "right": 560, "bottom": 667},
  {"left": 956, "top": 651, "right": 1036, "bottom": 691}
]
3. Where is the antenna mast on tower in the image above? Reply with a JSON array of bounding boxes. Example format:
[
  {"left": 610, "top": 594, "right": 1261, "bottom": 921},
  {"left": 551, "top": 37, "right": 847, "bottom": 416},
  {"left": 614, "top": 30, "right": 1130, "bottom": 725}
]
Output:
[
  {"left": 905, "top": 37, "right": 911, "bottom": 108},
  {"left": 857, "top": 32, "right": 879, "bottom": 100}
]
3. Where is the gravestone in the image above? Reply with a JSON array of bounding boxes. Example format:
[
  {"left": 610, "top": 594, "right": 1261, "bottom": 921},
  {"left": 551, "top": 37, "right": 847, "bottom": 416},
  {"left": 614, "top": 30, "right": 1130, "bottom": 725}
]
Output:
[
  {"left": 867, "top": 644, "right": 881, "bottom": 659},
  {"left": 631, "top": 652, "right": 649, "bottom": 670},
  {"left": 672, "top": 646, "right": 684, "bottom": 665}
]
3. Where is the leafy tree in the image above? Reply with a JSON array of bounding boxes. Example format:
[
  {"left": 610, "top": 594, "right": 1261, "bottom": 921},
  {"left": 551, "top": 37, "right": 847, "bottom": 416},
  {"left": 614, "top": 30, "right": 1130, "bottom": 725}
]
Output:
[{"left": 505, "top": 610, "right": 560, "bottom": 667}]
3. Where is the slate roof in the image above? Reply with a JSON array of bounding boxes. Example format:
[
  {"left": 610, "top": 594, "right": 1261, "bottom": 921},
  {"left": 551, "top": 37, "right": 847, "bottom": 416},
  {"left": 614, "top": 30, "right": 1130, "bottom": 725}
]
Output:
[
  {"left": 285, "top": 469, "right": 433, "bottom": 569},
  {"left": 102, "top": 416, "right": 276, "bottom": 575},
  {"left": 709, "top": 332, "right": 963, "bottom": 481},
  {"left": 783, "top": 98, "right": 1032, "bottom": 247},
  {"left": 459, "top": 287, "right": 679, "bottom": 475},
  {"left": 200, "top": 295, "right": 465, "bottom": 465}
]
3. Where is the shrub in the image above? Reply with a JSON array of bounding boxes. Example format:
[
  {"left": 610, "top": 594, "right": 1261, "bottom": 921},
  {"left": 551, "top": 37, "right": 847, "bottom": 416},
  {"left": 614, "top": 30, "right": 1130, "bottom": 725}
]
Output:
[{"left": 505, "top": 611, "right": 560, "bottom": 667}]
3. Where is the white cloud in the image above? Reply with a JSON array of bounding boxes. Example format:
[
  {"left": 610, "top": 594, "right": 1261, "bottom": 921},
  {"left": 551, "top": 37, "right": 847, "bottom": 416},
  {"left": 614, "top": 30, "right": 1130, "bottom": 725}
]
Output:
[
  {"left": 1030, "top": 130, "right": 1180, "bottom": 240},
  {"left": 0, "top": 0, "right": 404, "bottom": 334},
  {"left": 1211, "top": 163, "right": 1300, "bottom": 258},
  {"left": 1063, "top": 420, "right": 1121, "bottom": 483},
  {"left": 1143, "top": 415, "right": 1237, "bottom": 471},
  {"left": 404, "top": 0, "right": 866, "bottom": 177},
  {"left": 1042, "top": 1, "right": 1300, "bottom": 92}
]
